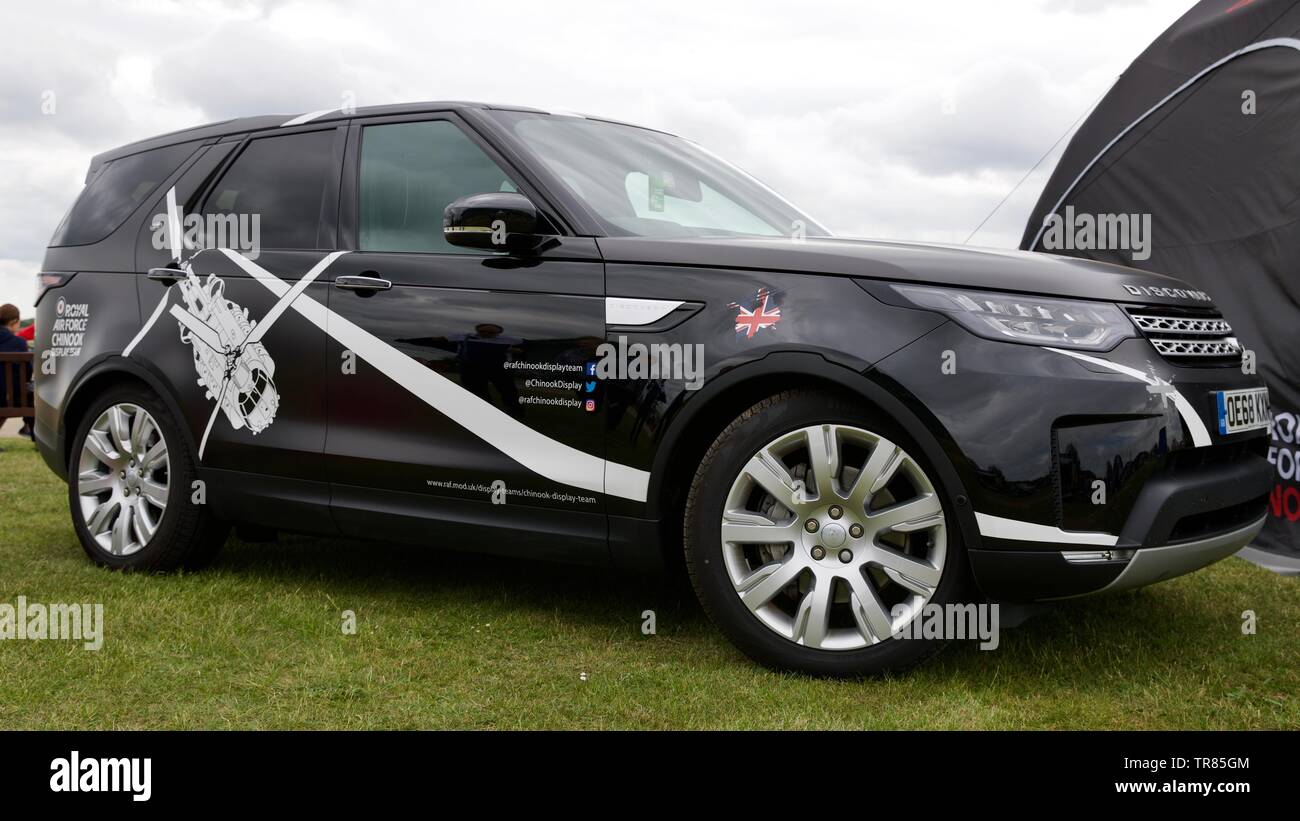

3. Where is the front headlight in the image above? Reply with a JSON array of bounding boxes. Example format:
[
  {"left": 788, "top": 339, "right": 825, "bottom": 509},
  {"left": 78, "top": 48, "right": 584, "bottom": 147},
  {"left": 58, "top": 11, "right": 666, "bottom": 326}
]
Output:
[{"left": 892, "top": 285, "right": 1135, "bottom": 351}]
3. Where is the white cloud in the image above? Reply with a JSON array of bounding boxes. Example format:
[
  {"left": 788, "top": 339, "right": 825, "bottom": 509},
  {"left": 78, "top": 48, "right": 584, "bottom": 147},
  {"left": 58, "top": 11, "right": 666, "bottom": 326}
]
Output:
[
  {"left": 0, "top": 0, "right": 1195, "bottom": 316},
  {"left": 0, "top": 259, "right": 41, "bottom": 319}
]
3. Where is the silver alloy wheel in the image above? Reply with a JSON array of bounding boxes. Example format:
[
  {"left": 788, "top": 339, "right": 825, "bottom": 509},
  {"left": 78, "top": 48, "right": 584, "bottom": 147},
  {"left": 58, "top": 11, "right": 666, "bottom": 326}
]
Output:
[
  {"left": 720, "top": 424, "right": 947, "bottom": 651},
  {"left": 77, "top": 403, "right": 170, "bottom": 557}
]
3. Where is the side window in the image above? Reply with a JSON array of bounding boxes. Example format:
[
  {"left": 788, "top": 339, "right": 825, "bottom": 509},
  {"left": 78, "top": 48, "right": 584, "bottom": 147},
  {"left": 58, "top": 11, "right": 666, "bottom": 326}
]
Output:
[
  {"left": 203, "top": 130, "right": 336, "bottom": 250},
  {"left": 359, "top": 120, "right": 520, "bottom": 254},
  {"left": 50, "top": 141, "right": 198, "bottom": 246}
]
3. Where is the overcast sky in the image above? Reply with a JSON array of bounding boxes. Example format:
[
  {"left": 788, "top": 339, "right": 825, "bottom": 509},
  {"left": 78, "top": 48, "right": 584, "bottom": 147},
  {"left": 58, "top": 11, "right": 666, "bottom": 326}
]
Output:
[{"left": 0, "top": 0, "right": 1197, "bottom": 316}]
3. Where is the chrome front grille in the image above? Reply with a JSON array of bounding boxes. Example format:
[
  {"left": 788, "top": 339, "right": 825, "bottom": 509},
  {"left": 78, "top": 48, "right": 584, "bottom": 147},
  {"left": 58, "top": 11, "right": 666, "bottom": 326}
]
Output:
[
  {"left": 1125, "top": 306, "right": 1241, "bottom": 365},
  {"left": 1150, "top": 338, "right": 1241, "bottom": 358},
  {"left": 1130, "top": 315, "right": 1232, "bottom": 336}
]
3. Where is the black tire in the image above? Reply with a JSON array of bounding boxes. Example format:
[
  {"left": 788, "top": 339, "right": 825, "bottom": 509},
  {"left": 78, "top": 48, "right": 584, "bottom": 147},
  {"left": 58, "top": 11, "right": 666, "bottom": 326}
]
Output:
[
  {"left": 684, "top": 389, "right": 972, "bottom": 677},
  {"left": 68, "top": 383, "right": 229, "bottom": 571}
]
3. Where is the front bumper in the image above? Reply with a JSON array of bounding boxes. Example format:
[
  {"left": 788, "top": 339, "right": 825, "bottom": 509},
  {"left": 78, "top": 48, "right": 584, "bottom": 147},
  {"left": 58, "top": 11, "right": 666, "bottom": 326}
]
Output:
[
  {"left": 873, "top": 321, "right": 1273, "bottom": 601},
  {"left": 965, "top": 451, "right": 1271, "bottom": 600},
  {"left": 968, "top": 515, "right": 1266, "bottom": 601},
  {"left": 1087, "top": 515, "right": 1266, "bottom": 595}
]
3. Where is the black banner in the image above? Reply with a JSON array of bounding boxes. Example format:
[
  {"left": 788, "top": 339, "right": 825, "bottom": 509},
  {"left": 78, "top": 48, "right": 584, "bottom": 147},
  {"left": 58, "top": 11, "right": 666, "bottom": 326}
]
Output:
[
  {"left": 1021, "top": 0, "right": 1300, "bottom": 559},
  {"left": 0, "top": 730, "right": 1288, "bottom": 807}
]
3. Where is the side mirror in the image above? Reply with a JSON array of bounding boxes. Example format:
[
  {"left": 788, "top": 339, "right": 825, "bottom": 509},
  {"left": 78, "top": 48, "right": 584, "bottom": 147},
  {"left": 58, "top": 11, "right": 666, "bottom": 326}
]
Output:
[{"left": 444, "top": 192, "right": 545, "bottom": 254}]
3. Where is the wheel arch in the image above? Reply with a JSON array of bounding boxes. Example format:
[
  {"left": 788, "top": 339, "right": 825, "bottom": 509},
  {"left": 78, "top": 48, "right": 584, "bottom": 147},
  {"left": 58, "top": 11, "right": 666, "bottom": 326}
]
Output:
[
  {"left": 647, "top": 352, "right": 981, "bottom": 558},
  {"left": 58, "top": 355, "right": 198, "bottom": 479}
]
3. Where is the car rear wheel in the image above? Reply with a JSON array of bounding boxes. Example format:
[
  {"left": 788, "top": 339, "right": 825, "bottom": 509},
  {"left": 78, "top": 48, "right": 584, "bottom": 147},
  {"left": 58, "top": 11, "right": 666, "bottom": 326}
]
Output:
[
  {"left": 69, "top": 384, "right": 228, "bottom": 571},
  {"left": 685, "top": 389, "right": 970, "bottom": 676}
]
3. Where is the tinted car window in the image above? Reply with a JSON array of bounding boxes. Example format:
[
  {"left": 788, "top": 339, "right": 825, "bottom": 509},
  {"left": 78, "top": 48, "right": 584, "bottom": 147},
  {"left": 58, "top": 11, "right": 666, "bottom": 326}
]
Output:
[
  {"left": 359, "top": 120, "right": 518, "bottom": 253},
  {"left": 204, "top": 130, "right": 335, "bottom": 250},
  {"left": 50, "top": 142, "right": 198, "bottom": 247}
]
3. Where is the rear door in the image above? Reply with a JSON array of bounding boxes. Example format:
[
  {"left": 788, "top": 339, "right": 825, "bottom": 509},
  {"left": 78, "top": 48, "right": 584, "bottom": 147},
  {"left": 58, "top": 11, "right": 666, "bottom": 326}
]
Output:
[
  {"left": 132, "top": 125, "right": 345, "bottom": 531},
  {"left": 324, "top": 113, "right": 610, "bottom": 561}
]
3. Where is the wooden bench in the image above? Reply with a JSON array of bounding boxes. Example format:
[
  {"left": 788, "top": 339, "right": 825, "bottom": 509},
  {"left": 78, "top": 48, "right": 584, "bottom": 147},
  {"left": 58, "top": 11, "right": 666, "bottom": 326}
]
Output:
[{"left": 0, "top": 352, "right": 34, "bottom": 418}]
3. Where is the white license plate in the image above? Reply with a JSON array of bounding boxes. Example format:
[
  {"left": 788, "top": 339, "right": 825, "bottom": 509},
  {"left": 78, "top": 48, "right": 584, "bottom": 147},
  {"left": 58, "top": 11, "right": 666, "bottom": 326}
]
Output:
[{"left": 1215, "top": 387, "right": 1271, "bottom": 435}]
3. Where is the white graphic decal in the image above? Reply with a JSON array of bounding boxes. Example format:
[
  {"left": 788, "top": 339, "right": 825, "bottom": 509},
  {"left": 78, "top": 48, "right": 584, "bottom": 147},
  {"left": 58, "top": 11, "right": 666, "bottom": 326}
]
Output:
[
  {"left": 281, "top": 109, "right": 337, "bottom": 127},
  {"left": 125, "top": 188, "right": 651, "bottom": 501},
  {"left": 220, "top": 248, "right": 651, "bottom": 502},
  {"left": 123, "top": 287, "right": 170, "bottom": 358},
  {"left": 127, "top": 187, "right": 341, "bottom": 458},
  {"left": 48, "top": 296, "right": 90, "bottom": 360},
  {"left": 1046, "top": 347, "right": 1212, "bottom": 447},
  {"left": 187, "top": 253, "right": 343, "bottom": 458},
  {"left": 174, "top": 272, "right": 279, "bottom": 436},
  {"left": 975, "top": 512, "right": 1118, "bottom": 546}
]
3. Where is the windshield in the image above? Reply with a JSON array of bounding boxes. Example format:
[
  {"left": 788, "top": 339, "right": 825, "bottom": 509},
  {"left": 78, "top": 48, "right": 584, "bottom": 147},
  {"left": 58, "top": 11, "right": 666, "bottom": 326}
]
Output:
[{"left": 488, "top": 110, "right": 831, "bottom": 240}]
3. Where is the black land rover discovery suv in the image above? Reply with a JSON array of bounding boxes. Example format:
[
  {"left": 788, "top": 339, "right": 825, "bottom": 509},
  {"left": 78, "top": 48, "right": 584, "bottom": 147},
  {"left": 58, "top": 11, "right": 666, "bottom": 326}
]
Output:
[{"left": 34, "top": 102, "right": 1273, "bottom": 676}]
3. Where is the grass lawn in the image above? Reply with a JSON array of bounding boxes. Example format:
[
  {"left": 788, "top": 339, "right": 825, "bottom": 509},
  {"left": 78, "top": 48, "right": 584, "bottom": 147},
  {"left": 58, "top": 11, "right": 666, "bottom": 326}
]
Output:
[{"left": 1, "top": 437, "right": 1296, "bottom": 730}]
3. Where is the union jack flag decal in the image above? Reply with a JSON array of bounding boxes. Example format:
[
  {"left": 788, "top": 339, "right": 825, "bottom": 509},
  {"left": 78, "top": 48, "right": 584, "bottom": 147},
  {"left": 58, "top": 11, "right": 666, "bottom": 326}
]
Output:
[{"left": 731, "top": 287, "right": 783, "bottom": 338}]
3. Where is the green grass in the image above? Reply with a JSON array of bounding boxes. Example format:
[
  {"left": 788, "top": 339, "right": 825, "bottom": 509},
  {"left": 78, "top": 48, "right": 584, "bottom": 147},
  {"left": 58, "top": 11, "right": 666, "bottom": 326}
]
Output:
[{"left": 1, "top": 437, "right": 1296, "bottom": 729}]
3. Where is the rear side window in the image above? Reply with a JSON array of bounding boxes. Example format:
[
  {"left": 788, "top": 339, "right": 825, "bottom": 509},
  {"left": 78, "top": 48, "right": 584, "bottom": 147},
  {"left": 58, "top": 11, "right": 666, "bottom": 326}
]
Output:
[
  {"left": 358, "top": 120, "right": 519, "bottom": 253},
  {"left": 203, "top": 130, "right": 336, "bottom": 250},
  {"left": 50, "top": 142, "right": 197, "bottom": 247}
]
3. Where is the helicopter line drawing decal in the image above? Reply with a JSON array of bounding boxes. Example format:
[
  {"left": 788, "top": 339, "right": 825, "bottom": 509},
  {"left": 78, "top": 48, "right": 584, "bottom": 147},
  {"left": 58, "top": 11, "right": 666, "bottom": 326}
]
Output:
[{"left": 123, "top": 187, "right": 347, "bottom": 459}]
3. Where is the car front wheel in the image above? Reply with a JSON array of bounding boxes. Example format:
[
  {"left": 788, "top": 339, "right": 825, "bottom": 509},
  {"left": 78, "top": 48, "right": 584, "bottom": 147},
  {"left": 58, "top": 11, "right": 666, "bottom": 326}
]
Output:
[{"left": 685, "top": 389, "right": 971, "bottom": 676}]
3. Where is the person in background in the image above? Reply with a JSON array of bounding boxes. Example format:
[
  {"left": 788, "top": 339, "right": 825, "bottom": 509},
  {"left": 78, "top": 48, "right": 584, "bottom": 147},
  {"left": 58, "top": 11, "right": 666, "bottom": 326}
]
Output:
[
  {"left": 0, "top": 304, "right": 24, "bottom": 350},
  {"left": 0, "top": 303, "right": 35, "bottom": 441}
]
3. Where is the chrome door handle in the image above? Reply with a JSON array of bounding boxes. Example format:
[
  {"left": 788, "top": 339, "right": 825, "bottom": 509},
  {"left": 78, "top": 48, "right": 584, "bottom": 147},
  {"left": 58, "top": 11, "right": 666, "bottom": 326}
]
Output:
[
  {"left": 147, "top": 267, "right": 185, "bottom": 284},
  {"left": 335, "top": 275, "right": 392, "bottom": 292}
]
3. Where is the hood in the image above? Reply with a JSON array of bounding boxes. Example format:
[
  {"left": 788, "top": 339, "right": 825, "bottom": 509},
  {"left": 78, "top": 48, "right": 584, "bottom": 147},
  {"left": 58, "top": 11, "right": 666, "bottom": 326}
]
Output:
[{"left": 594, "top": 236, "right": 1218, "bottom": 309}]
